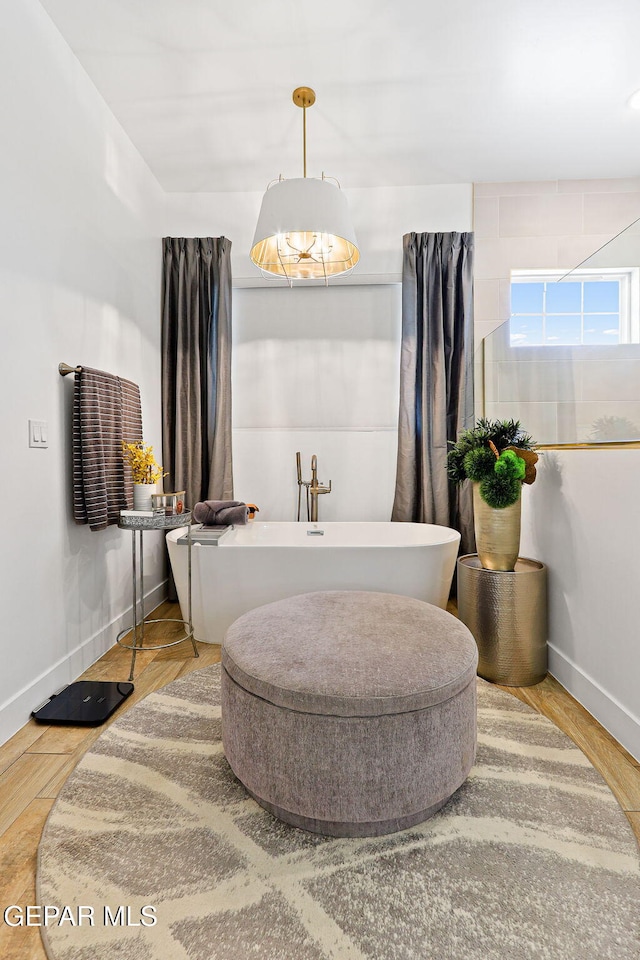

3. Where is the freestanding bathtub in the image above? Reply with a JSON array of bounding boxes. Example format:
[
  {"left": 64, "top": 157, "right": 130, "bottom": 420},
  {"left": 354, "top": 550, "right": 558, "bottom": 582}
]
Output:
[{"left": 166, "top": 521, "right": 461, "bottom": 644}]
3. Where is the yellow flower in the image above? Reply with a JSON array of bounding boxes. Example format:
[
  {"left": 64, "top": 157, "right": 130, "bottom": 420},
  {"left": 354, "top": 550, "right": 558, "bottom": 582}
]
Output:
[{"left": 122, "top": 442, "right": 166, "bottom": 484}]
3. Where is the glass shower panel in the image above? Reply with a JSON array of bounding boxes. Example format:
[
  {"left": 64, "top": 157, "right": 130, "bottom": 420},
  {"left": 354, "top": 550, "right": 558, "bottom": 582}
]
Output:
[
  {"left": 483, "top": 216, "right": 640, "bottom": 445},
  {"left": 483, "top": 316, "right": 640, "bottom": 445}
]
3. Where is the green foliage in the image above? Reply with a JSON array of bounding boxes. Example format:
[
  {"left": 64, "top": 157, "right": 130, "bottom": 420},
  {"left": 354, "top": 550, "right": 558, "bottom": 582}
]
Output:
[
  {"left": 447, "top": 418, "right": 536, "bottom": 508},
  {"left": 480, "top": 473, "right": 522, "bottom": 509},
  {"left": 463, "top": 447, "right": 496, "bottom": 482},
  {"left": 447, "top": 418, "right": 535, "bottom": 484},
  {"left": 494, "top": 449, "right": 526, "bottom": 482}
]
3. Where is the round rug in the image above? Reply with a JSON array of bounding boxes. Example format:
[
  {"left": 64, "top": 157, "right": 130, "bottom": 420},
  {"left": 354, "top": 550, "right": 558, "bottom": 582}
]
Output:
[{"left": 37, "top": 665, "right": 640, "bottom": 960}]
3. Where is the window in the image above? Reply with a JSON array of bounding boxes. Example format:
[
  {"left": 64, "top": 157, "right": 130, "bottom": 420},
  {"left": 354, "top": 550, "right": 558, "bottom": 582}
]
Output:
[{"left": 510, "top": 268, "right": 640, "bottom": 347}]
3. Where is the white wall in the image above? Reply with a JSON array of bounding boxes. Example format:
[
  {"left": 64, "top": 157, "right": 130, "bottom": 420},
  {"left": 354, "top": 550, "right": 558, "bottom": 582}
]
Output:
[
  {"left": 166, "top": 183, "right": 472, "bottom": 519},
  {"left": 474, "top": 179, "right": 640, "bottom": 761},
  {"left": 520, "top": 450, "right": 640, "bottom": 761},
  {"left": 0, "top": 1, "right": 165, "bottom": 744},
  {"left": 232, "top": 284, "right": 401, "bottom": 520}
]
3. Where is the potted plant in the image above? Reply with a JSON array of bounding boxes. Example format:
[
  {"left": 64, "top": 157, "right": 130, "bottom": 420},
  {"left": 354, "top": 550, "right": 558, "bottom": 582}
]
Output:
[
  {"left": 447, "top": 419, "right": 538, "bottom": 570},
  {"left": 122, "top": 442, "right": 166, "bottom": 511}
]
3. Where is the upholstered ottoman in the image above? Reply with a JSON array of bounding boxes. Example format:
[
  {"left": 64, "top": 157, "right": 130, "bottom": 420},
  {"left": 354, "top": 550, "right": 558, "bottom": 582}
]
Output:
[{"left": 221, "top": 590, "right": 478, "bottom": 837}]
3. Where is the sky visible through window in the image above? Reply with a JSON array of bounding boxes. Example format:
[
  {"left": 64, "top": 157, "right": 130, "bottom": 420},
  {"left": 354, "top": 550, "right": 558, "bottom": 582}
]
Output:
[{"left": 510, "top": 279, "right": 620, "bottom": 346}]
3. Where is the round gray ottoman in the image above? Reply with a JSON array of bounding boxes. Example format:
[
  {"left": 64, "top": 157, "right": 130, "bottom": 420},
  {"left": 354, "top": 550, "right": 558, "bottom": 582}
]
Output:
[{"left": 221, "top": 590, "right": 478, "bottom": 837}]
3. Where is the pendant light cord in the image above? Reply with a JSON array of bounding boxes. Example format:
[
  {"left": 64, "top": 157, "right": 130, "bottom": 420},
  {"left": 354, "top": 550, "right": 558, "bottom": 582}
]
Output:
[
  {"left": 293, "top": 86, "right": 315, "bottom": 178},
  {"left": 303, "top": 104, "right": 307, "bottom": 178}
]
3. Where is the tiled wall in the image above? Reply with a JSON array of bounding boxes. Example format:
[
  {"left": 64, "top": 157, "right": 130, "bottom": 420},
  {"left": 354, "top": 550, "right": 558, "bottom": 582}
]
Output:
[
  {"left": 231, "top": 284, "right": 402, "bottom": 521},
  {"left": 474, "top": 178, "right": 640, "bottom": 442}
]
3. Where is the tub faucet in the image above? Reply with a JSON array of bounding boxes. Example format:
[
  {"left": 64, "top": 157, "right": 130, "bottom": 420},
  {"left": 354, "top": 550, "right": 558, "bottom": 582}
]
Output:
[
  {"left": 296, "top": 452, "right": 331, "bottom": 521},
  {"left": 309, "top": 455, "right": 331, "bottom": 522}
]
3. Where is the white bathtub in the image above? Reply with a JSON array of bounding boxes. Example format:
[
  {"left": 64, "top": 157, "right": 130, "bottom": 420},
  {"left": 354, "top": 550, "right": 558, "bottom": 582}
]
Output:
[{"left": 166, "top": 521, "right": 461, "bottom": 644}]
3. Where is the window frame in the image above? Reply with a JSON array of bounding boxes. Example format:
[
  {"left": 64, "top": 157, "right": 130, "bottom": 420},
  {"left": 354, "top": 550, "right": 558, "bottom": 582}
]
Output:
[{"left": 509, "top": 267, "right": 640, "bottom": 346}]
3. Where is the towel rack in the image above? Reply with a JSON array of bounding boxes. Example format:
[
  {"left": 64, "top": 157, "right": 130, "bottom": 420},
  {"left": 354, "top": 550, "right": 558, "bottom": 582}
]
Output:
[{"left": 58, "top": 362, "right": 82, "bottom": 376}]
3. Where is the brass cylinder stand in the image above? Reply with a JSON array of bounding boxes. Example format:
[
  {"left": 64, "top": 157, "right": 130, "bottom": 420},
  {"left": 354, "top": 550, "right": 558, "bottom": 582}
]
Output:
[{"left": 456, "top": 555, "right": 548, "bottom": 686}]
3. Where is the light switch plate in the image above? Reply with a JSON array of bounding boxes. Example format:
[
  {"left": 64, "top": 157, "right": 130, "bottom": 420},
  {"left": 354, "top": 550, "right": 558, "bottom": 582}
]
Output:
[{"left": 29, "top": 419, "right": 48, "bottom": 448}]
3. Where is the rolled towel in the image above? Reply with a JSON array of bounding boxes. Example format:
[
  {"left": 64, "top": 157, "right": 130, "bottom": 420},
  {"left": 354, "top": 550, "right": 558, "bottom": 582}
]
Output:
[
  {"left": 216, "top": 503, "right": 249, "bottom": 526},
  {"left": 193, "top": 500, "right": 249, "bottom": 526}
]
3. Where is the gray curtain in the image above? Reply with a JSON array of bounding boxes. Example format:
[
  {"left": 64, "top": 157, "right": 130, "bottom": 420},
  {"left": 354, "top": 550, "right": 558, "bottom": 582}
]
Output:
[
  {"left": 162, "top": 237, "right": 233, "bottom": 511},
  {"left": 391, "top": 231, "right": 475, "bottom": 555}
]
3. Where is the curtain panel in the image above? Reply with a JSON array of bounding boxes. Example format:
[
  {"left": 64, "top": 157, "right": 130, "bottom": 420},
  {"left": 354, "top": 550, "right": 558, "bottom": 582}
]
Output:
[
  {"left": 161, "top": 237, "right": 233, "bottom": 511},
  {"left": 391, "top": 231, "right": 475, "bottom": 555}
]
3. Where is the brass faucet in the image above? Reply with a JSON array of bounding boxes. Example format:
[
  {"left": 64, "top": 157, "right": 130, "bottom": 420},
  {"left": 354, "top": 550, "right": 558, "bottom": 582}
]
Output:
[
  {"left": 309, "top": 454, "right": 331, "bottom": 522},
  {"left": 296, "top": 452, "right": 331, "bottom": 521}
]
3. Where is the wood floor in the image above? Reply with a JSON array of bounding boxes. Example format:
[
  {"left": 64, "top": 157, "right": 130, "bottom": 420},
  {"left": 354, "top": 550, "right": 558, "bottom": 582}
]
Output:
[{"left": 0, "top": 600, "right": 639, "bottom": 960}]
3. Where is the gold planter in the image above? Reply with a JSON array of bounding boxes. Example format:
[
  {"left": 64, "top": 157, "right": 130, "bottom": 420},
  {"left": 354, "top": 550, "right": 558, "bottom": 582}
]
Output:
[{"left": 473, "top": 483, "right": 521, "bottom": 571}]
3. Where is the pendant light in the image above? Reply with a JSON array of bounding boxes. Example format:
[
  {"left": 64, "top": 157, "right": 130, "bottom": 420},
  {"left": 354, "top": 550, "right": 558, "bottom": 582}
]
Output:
[{"left": 250, "top": 87, "right": 360, "bottom": 284}]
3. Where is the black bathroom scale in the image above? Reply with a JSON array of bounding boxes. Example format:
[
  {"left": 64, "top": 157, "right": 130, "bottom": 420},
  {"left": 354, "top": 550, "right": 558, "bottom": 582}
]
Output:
[{"left": 31, "top": 680, "right": 134, "bottom": 726}]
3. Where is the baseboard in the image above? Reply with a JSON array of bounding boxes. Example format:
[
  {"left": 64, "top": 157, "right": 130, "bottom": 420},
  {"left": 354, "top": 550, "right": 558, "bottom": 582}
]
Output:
[
  {"left": 0, "top": 579, "right": 168, "bottom": 747},
  {"left": 549, "top": 643, "right": 640, "bottom": 763}
]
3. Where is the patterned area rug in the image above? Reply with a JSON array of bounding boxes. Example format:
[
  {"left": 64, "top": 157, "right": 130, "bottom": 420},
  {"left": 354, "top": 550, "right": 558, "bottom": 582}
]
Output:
[{"left": 37, "top": 665, "right": 640, "bottom": 960}]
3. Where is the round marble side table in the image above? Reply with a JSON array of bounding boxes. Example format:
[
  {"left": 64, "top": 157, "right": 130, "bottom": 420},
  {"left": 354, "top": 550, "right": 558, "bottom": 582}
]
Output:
[
  {"left": 456, "top": 554, "right": 548, "bottom": 686},
  {"left": 117, "top": 511, "right": 198, "bottom": 681}
]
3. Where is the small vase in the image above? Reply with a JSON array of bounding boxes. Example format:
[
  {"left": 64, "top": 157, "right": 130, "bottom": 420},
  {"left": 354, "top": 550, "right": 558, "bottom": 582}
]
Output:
[
  {"left": 133, "top": 483, "right": 157, "bottom": 512},
  {"left": 473, "top": 483, "right": 521, "bottom": 571}
]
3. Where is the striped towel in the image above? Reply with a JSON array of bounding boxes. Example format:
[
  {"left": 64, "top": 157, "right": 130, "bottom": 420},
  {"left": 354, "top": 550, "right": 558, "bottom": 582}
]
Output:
[{"left": 73, "top": 367, "right": 143, "bottom": 531}]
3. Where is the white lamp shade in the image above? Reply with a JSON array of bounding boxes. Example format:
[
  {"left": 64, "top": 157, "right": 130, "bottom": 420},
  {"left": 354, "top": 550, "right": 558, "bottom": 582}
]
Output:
[{"left": 250, "top": 177, "right": 359, "bottom": 280}]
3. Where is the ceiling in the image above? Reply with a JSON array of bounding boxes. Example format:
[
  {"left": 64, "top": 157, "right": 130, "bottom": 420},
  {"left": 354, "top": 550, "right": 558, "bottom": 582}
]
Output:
[{"left": 39, "top": 0, "right": 640, "bottom": 193}]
